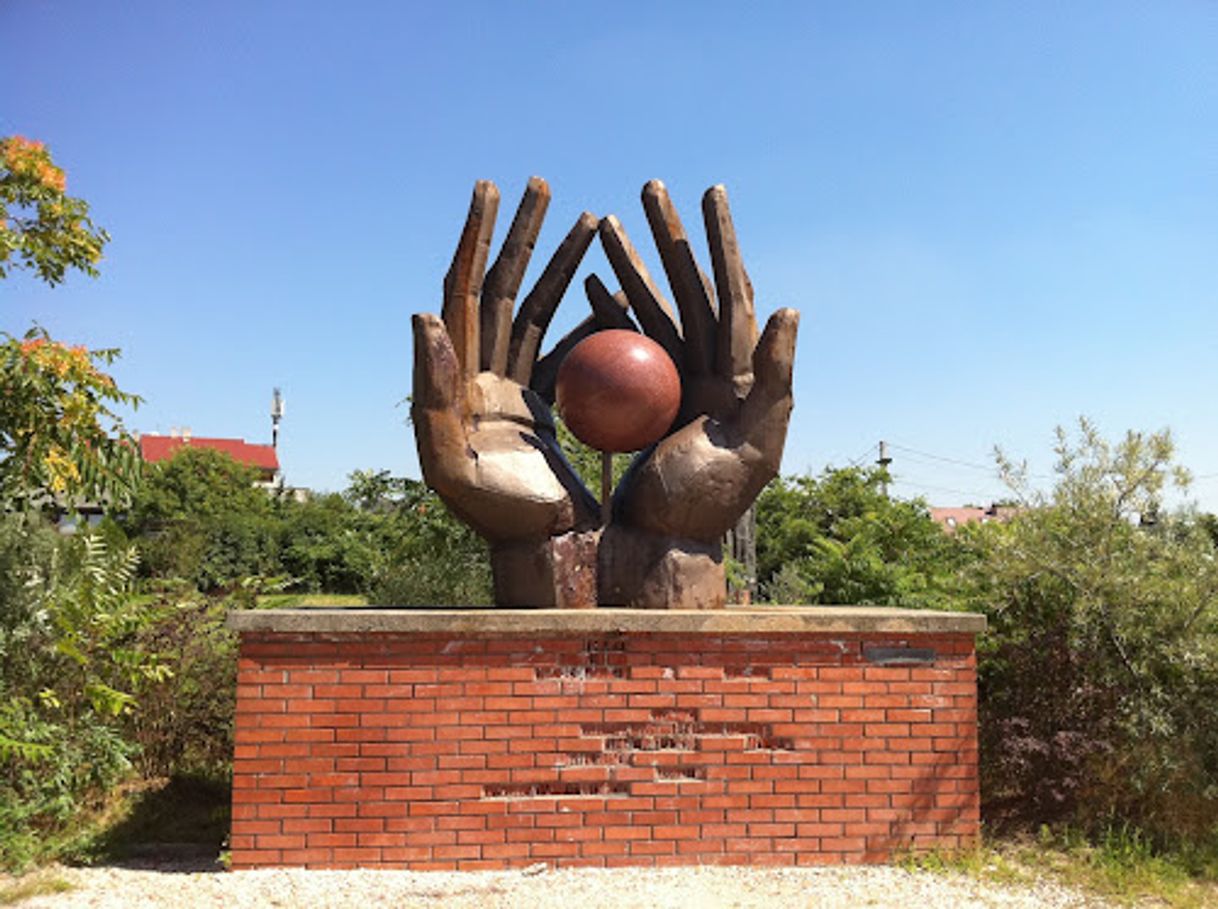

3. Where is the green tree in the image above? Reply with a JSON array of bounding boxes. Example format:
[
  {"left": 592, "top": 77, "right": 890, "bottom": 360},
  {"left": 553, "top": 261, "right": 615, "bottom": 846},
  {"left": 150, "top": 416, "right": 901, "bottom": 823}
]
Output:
[
  {"left": 344, "top": 468, "right": 408, "bottom": 513},
  {"left": 356, "top": 475, "right": 492, "bottom": 605},
  {"left": 125, "top": 448, "right": 279, "bottom": 589},
  {"left": 0, "top": 140, "right": 220, "bottom": 867},
  {"left": 279, "top": 492, "right": 378, "bottom": 593},
  {"left": 0, "top": 328, "right": 141, "bottom": 515},
  {"left": 1, "top": 136, "right": 108, "bottom": 285},
  {"left": 967, "top": 418, "right": 1218, "bottom": 840},
  {"left": 1200, "top": 512, "right": 1218, "bottom": 550},
  {"left": 128, "top": 447, "right": 270, "bottom": 529},
  {"left": 755, "top": 466, "right": 965, "bottom": 608}
]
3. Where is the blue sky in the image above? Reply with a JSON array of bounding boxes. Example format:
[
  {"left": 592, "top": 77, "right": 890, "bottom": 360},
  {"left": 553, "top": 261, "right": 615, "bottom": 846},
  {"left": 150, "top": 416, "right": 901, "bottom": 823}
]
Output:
[{"left": 5, "top": 1, "right": 1216, "bottom": 508}]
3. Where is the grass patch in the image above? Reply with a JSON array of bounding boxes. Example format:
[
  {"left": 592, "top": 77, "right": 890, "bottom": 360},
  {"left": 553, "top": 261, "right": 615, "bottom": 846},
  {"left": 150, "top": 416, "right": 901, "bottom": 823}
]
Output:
[
  {"left": 0, "top": 777, "right": 140, "bottom": 873},
  {"left": 0, "top": 871, "right": 74, "bottom": 906},
  {"left": 255, "top": 593, "right": 367, "bottom": 608},
  {"left": 902, "top": 827, "right": 1218, "bottom": 908},
  {"left": 132, "top": 590, "right": 368, "bottom": 609},
  {"left": 899, "top": 842, "right": 1034, "bottom": 887},
  {"left": 79, "top": 774, "right": 230, "bottom": 863},
  {"left": 1, "top": 774, "right": 230, "bottom": 875}
]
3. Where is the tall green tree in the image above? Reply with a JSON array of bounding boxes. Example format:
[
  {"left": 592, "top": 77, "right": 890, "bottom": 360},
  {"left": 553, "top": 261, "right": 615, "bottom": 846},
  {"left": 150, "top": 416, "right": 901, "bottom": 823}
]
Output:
[
  {"left": 128, "top": 447, "right": 270, "bottom": 529},
  {"left": 1, "top": 137, "right": 134, "bottom": 516},
  {"left": 125, "top": 448, "right": 278, "bottom": 589},
  {"left": 755, "top": 466, "right": 965, "bottom": 608},
  {"left": 344, "top": 468, "right": 409, "bottom": 513},
  {"left": 0, "top": 137, "right": 158, "bottom": 868}
]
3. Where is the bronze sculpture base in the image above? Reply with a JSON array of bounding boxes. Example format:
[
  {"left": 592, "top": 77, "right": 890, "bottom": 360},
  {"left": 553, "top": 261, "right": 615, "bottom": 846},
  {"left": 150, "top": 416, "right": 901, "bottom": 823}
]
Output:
[{"left": 491, "top": 529, "right": 727, "bottom": 610}]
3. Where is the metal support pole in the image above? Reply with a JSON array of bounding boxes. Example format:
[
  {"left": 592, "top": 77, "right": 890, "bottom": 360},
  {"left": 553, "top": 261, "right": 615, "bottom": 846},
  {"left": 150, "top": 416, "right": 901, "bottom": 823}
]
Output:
[{"left": 601, "top": 451, "right": 613, "bottom": 527}]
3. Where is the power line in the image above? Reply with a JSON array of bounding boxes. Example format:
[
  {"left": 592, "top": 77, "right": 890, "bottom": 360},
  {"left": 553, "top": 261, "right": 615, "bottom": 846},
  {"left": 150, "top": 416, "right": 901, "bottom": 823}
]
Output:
[
  {"left": 891, "top": 475, "right": 1008, "bottom": 502},
  {"left": 887, "top": 442, "right": 995, "bottom": 472},
  {"left": 888, "top": 440, "right": 1218, "bottom": 484},
  {"left": 824, "top": 438, "right": 1218, "bottom": 490},
  {"left": 887, "top": 441, "right": 1056, "bottom": 480},
  {"left": 845, "top": 443, "right": 877, "bottom": 468},
  {"left": 889, "top": 446, "right": 997, "bottom": 473}
]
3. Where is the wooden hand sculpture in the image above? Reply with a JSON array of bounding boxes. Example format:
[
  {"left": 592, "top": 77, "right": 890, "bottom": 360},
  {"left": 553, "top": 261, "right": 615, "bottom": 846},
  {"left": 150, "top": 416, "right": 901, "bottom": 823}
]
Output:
[
  {"left": 412, "top": 178, "right": 606, "bottom": 607},
  {"left": 593, "top": 181, "right": 800, "bottom": 608}
]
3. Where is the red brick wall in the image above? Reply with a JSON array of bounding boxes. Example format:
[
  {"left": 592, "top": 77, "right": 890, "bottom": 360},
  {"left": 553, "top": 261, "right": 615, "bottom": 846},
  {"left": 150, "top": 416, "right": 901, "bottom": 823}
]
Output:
[{"left": 231, "top": 632, "right": 978, "bottom": 870}]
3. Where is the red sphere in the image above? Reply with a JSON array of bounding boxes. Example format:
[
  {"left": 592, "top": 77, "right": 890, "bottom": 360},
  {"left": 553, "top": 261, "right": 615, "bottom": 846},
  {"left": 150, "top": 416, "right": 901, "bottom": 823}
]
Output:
[{"left": 556, "top": 330, "right": 681, "bottom": 453}]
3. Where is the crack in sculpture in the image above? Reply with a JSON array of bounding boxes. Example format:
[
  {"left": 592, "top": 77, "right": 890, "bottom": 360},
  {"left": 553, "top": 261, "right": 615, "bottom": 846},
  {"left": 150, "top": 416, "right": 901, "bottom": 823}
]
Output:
[{"left": 412, "top": 178, "right": 799, "bottom": 609}]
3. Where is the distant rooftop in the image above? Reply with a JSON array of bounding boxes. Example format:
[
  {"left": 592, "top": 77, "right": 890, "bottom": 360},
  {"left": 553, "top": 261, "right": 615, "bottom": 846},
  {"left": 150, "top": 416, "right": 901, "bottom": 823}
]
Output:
[
  {"left": 138, "top": 433, "right": 279, "bottom": 473},
  {"left": 929, "top": 504, "right": 1019, "bottom": 533}
]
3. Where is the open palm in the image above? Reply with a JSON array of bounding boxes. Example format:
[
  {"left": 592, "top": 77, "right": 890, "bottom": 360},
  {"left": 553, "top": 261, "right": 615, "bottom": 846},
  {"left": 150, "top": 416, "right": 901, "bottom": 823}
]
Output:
[{"left": 590, "top": 181, "right": 799, "bottom": 606}]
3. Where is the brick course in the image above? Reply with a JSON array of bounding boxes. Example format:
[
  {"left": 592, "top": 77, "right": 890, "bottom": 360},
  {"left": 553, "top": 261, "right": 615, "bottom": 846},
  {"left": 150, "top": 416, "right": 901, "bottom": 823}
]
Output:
[{"left": 230, "top": 631, "right": 978, "bottom": 870}]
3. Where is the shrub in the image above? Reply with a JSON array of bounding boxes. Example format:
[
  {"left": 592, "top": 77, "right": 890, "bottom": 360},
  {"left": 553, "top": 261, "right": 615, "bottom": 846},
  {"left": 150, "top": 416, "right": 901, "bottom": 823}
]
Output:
[
  {"left": 0, "top": 528, "right": 165, "bottom": 868},
  {"left": 371, "top": 552, "right": 492, "bottom": 606},
  {"left": 367, "top": 485, "right": 491, "bottom": 606},
  {"left": 966, "top": 420, "right": 1218, "bottom": 841},
  {"left": 124, "top": 589, "right": 237, "bottom": 779},
  {"left": 0, "top": 703, "right": 134, "bottom": 868}
]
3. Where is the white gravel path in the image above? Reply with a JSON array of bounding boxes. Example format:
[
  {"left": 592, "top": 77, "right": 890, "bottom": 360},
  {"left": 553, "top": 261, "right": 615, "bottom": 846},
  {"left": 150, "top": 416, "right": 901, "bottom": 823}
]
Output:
[{"left": 8, "top": 861, "right": 1112, "bottom": 908}]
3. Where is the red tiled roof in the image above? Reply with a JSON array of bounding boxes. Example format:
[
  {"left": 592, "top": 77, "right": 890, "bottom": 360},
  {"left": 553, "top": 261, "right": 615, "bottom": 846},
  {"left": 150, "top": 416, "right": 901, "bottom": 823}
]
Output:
[
  {"left": 139, "top": 435, "right": 279, "bottom": 471},
  {"left": 929, "top": 505, "right": 1019, "bottom": 533},
  {"left": 930, "top": 507, "right": 989, "bottom": 526}
]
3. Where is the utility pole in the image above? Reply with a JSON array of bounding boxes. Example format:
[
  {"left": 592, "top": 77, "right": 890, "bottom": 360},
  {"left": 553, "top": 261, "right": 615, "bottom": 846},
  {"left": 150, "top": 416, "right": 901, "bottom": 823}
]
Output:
[{"left": 877, "top": 440, "right": 892, "bottom": 498}]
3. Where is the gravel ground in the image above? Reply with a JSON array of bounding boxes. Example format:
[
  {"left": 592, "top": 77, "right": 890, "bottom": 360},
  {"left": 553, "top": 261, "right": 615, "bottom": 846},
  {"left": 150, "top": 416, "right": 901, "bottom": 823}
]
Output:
[{"left": 6, "top": 859, "right": 1113, "bottom": 908}]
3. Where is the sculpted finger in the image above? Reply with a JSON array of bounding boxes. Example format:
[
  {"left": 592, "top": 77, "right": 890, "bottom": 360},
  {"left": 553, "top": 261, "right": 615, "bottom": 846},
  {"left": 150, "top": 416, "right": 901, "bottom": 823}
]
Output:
[
  {"left": 443, "top": 181, "right": 500, "bottom": 379},
  {"left": 751, "top": 308, "right": 799, "bottom": 401},
  {"left": 584, "top": 274, "right": 638, "bottom": 331},
  {"left": 482, "top": 176, "right": 551, "bottom": 375},
  {"left": 412, "top": 313, "right": 462, "bottom": 411},
  {"left": 598, "top": 215, "right": 685, "bottom": 371},
  {"left": 737, "top": 307, "right": 798, "bottom": 475},
  {"left": 508, "top": 211, "right": 599, "bottom": 386},
  {"left": 529, "top": 315, "right": 598, "bottom": 405},
  {"left": 642, "top": 180, "right": 716, "bottom": 375},
  {"left": 702, "top": 185, "right": 757, "bottom": 383}
]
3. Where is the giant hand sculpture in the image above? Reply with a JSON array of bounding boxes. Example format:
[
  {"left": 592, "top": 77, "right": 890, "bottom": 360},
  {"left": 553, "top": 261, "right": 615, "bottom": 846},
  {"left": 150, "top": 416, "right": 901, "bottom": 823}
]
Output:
[
  {"left": 413, "top": 178, "right": 797, "bottom": 609},
  {"left": 592, "top": 182, "right": 799, "bottom": 609},
  {"left": 412, "top": 178, "right": 615, "bottom": 608}
]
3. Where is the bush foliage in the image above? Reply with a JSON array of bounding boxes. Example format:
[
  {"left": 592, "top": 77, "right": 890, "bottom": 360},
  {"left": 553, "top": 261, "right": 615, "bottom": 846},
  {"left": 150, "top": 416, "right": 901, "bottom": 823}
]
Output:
[
  {"left": 121, "top": 452, "right": 491, "bottom": 603},
  {"left": 0, "top": 527, "right": 161, "bottom": 867},
  {"left": 964, "top": 420, "right": 1218, "bottom": 842},
  {"left": 756, "top": 465, "right": 965, "bottom": 608}
]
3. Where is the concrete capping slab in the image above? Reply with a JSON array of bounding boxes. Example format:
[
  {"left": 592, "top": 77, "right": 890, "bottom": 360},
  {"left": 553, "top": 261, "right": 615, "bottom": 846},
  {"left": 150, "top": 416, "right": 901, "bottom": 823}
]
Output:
[{"left": 227, "top": 605, "right": 986, "bottom": 636}]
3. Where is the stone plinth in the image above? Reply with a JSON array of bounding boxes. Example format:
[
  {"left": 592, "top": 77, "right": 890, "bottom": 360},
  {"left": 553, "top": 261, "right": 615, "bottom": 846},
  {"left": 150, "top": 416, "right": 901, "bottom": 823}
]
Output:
[{"left": 227, "top": 607, "right": 985, "bottom": 870}]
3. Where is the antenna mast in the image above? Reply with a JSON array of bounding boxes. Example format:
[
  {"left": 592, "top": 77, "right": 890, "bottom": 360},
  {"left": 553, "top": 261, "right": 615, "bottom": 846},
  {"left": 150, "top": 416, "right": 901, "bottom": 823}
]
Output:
[{"left": 271, "top": 388, "right": 284, "bottom": 449}]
